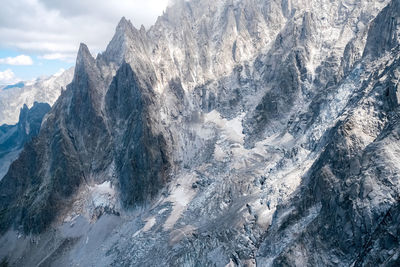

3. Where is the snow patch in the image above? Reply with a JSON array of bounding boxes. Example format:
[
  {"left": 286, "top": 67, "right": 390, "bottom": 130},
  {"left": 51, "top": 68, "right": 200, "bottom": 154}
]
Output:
[
  {"left": 204, "top": 111, "right": 245, "bottom": 144},
  {"left": 163, "top": 174, "right": 197, "bottom": 230},
  {"left": 90, "top": 181, "right": 116, "bottom": 208},
  {"left": 143, "top": 217, "right": 156, "bottom": 232}
]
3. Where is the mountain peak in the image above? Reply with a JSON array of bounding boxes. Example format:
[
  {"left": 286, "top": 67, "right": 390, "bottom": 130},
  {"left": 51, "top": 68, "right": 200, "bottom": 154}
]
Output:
[
  {"left": 116, "top": 16, "right": 135, "bottom": 36},
  {"left": 76, "top": 43, "right": 95, "bottom": 71},
  {"left": 101, "top": 17, "right": 144, "bottom": 64},
  {"left": 77, "top": 43, "right": 92, "bottom": 60},
  {"left": 119, "top": 16, "right": 128, "bottom": 24}
]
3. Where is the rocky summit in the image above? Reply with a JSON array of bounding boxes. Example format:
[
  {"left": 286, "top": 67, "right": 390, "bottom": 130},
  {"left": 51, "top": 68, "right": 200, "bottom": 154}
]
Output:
[{"left": 0, "top": 0, "right": 400, "bottom": 266}]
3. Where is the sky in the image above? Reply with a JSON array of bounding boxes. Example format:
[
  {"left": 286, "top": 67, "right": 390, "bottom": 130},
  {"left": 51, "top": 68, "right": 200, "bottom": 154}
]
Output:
[{"left": 0, "top": 0, "right": 170, "bottom": 84}]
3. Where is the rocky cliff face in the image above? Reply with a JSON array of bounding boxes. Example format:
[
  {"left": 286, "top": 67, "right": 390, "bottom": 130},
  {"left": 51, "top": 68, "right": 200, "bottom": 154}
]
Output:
[
  {"left": 1, "top": 0, "right": 400, "bottom": 266},
  {"left": 0, "top": 102, "right": 50, "bottom": 180}
]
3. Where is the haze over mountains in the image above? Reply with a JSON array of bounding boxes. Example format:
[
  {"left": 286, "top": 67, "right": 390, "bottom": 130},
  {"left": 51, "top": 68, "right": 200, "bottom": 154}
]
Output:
[
  {"left": 0, "top": 68, "right": 74, "bottom": 125},
  {"left": 0, "top": 0, "right": 400, "bottom": 266}
]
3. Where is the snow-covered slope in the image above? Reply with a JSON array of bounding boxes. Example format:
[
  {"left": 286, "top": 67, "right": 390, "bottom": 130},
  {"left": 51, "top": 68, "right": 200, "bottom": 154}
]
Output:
[
  {"left": 0, "top": 68, "right": 74, "bottom": 125},
  {"left": 0, "top": 0, "right": 400, "bottom": 266}
]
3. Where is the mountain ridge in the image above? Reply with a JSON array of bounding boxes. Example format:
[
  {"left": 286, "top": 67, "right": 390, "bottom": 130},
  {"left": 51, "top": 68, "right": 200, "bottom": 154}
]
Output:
[{"left": 0, "top": 68, "right": 74, "bottom": 125}]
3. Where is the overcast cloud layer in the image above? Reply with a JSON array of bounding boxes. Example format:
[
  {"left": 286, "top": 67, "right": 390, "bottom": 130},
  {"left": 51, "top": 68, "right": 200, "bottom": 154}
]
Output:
[{"left": 0, "top": 0, "right": 170, "bottom": 62}]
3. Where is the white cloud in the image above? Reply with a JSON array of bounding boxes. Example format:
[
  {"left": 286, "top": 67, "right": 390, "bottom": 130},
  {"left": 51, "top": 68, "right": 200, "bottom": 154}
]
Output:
[
  {"left": 0, "top": 0, "right": 169, "bottom": 62},
  {"left": 0, "top": 55, "right": 33, "bottom": 66},
  {"left": 54, "top": 68, "right": 66, "bottom": 77},
  {"left": 39, "top": 53, "right": 76, "bottom": 63},
  {"left": 0, "top": 69, "right": 18, "bottom": 84}
]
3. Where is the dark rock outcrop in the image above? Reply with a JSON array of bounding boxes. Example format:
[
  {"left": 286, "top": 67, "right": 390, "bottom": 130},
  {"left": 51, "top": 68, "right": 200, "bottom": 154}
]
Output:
[
  {"left": 0, "top": 102, "right": 50, "bottom": 156},
  {"left": 105, "top": 62, "right": 170, "bottom": 206},
  {"left": 363, "top": 0, "right": 400, "bottom": 59},
  {"left": 0, "top": 102, "right": 50, "bottom": 179}
]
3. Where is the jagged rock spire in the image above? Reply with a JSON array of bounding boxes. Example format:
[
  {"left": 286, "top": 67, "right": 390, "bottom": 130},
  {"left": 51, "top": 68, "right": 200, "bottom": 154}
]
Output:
[
  {"left": 76, "top": 43, "right": 94, "bottom": 69},
  {"left": 100, "top": 16, "right": 150, "bottom": 66},
  {"left": 101, "top": 17, "right": 137, "bottom": 64},
  {"left": 116, "top": 16, "right": 132, "bottom": 32}
]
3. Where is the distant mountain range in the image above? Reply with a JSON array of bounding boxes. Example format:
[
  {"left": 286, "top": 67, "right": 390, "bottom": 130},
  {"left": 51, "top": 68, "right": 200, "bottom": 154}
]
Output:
[
  {"left": 0, "top": 102, "right": 50, "bottom": 180},
  {"left": 0, "top": 68, "right": 74, "bottom": 125}
]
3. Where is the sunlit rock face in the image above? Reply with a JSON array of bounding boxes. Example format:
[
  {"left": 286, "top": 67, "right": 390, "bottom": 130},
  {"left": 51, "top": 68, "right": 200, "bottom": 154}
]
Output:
[{"left": 1, "top": 0, "right": 400, "bottom": 266}]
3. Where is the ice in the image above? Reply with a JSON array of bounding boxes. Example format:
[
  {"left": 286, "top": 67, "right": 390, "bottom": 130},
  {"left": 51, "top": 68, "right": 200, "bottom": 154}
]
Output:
[{"left": 90, "top": 181, "right": 116, "bottom": 208}]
